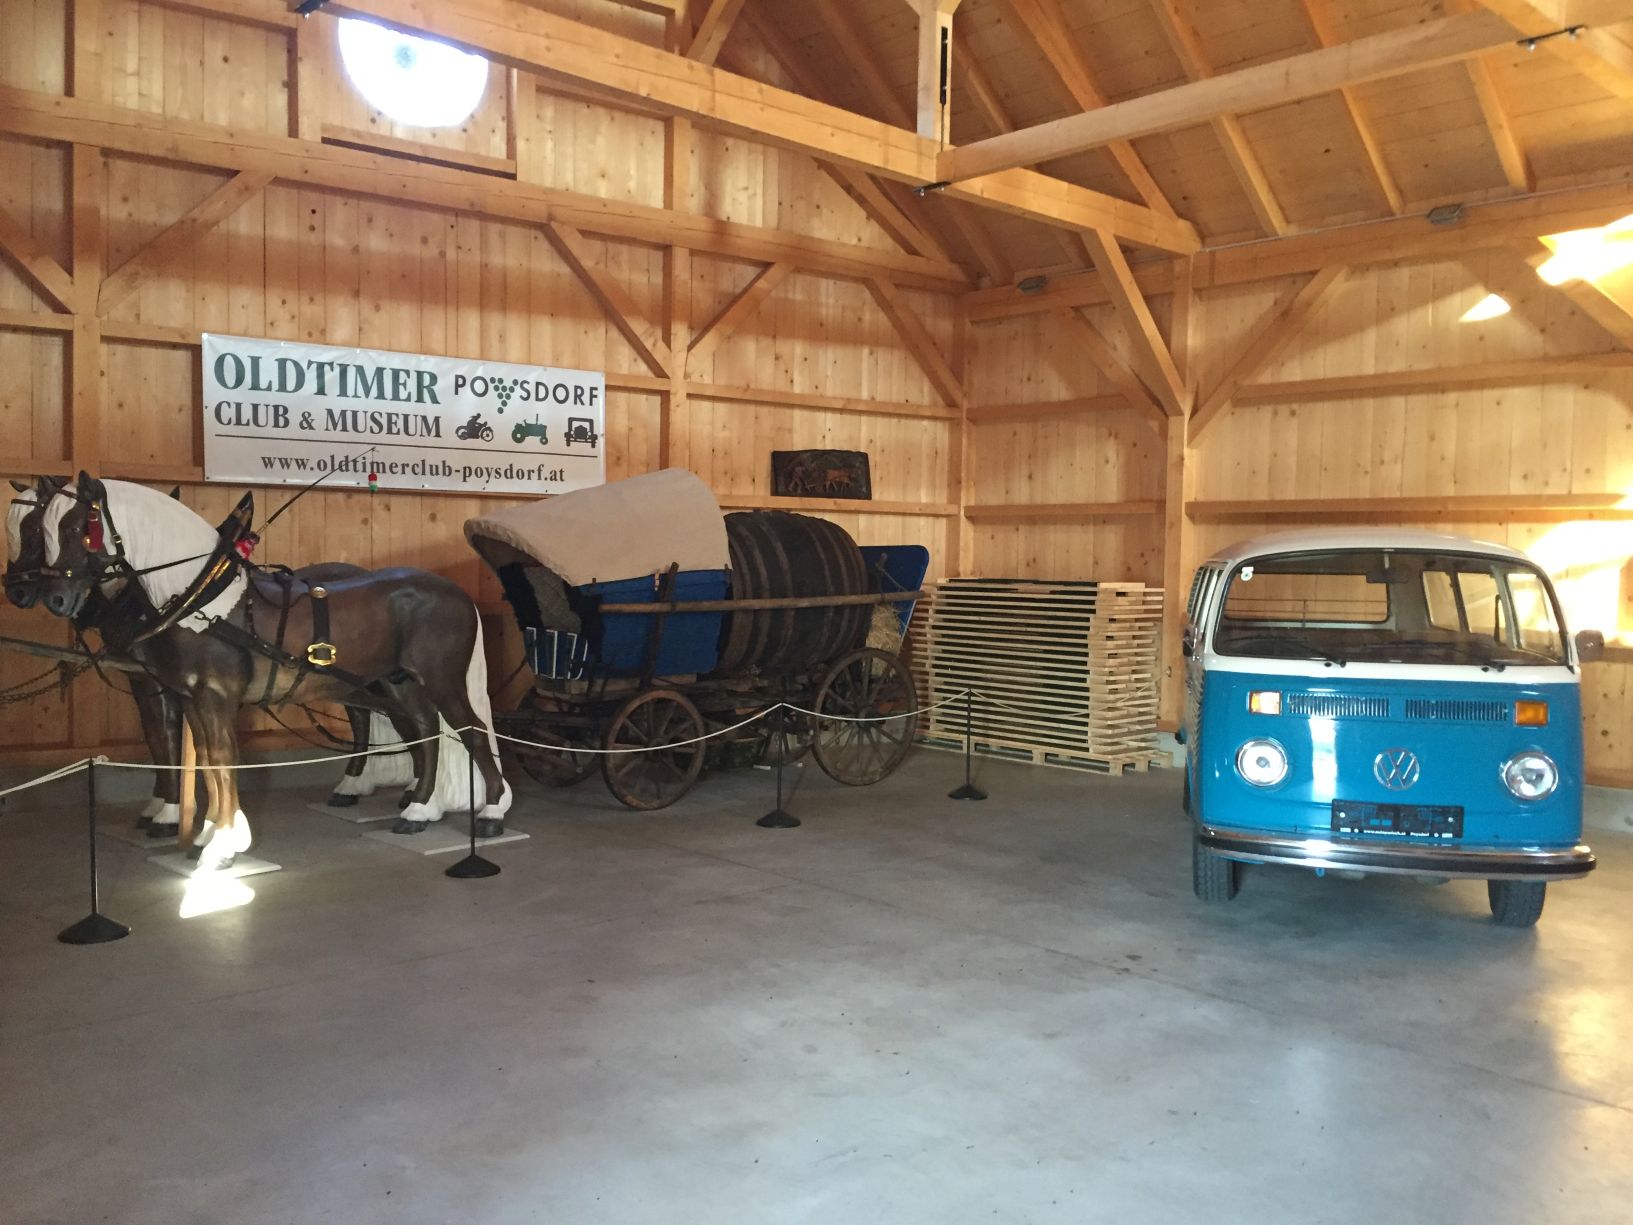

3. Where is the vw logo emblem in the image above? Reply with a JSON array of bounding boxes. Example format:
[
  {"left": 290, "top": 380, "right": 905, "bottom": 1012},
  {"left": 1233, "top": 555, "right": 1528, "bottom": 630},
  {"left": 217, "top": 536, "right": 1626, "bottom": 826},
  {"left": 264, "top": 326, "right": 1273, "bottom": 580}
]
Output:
[{"left": 1374, "top": 748, "right": 1421, "bottom": 791}]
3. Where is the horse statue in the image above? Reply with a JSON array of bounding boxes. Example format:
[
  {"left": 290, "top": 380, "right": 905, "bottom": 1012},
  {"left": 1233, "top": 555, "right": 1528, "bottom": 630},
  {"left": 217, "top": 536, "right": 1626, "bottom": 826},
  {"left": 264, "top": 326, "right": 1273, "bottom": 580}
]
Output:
[
  {"left": 6, "top": 478, "right": 454, "bottom": 833},
  {"left": 35, "top": 475, "right": 511, "bottom": 869}
]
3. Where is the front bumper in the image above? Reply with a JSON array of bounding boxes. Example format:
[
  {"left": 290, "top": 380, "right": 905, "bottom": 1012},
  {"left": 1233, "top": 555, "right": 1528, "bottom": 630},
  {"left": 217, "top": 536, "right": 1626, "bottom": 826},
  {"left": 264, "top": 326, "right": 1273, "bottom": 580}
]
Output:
[{"left": 1199, "top": 826, "right": 1596, "bottom": 881}]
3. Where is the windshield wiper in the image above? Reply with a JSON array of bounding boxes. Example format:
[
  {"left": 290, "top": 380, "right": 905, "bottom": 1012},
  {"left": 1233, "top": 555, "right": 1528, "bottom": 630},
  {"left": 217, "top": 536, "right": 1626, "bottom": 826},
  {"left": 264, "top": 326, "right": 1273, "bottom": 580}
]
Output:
[
  {"left": 1349, "top": 637, "right": 1511, "bottom": 671},
  {"left": 1218, "top": 632, "right": 1348, "bottom": 667}
]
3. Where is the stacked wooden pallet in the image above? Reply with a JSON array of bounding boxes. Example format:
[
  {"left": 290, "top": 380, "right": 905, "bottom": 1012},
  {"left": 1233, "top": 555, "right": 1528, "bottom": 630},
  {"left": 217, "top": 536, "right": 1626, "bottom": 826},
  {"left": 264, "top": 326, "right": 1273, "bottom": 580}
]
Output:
[{"left": 916, "top": 579, "right": 1167, "bottom": 775}]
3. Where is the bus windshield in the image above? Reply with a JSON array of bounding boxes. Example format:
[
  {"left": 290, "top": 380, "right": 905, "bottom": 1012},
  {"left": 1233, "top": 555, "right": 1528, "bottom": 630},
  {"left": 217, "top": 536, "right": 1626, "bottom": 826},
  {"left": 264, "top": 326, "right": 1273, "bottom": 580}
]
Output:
[{"left": 1210, "top": 549, "right": 1567, "bottom": 667}]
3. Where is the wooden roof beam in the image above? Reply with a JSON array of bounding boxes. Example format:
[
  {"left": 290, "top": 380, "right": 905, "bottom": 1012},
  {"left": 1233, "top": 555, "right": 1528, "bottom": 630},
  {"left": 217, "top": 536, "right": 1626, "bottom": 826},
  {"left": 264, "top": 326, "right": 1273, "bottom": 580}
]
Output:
[
  {"left": 1079, "top": 229, "right": 1188, "bottom": 416},
  {"left": 939, "top": 10, "right": 1524, "bottom": 183},
  {"left": 1298, "top": 0, "right": 1405, "bottom": 214},
  {"left": 686, "top": 0, "right": 748, "bottom": 65},
  {"left": 1453, "top": 1, "right": 1535, "bottom": 191},
  {"left": 324, "top": 0, "right": 1200, "bottom": 253},
  {"left": 999, "top": 0, "right": 1177, "bottom": 218},
  {"left": 1146, "top": 0, "right": 1287, "bottom": 237},
  {"left": 0, "top": 85, "right": 971, "bottom": 292},
  {"left": 866, "top": 278, "right": 965, "bottom": 407},
  {"left": 917, "top": 0, "right": 961, "bottom": 145}
]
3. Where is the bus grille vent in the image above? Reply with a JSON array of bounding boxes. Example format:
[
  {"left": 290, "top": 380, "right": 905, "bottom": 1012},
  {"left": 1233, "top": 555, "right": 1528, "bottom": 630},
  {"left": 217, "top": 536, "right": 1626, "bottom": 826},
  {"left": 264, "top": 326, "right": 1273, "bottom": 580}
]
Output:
[
  {"left": 1404, "top": 698, "right": 1507, "bottom": 723},
  {"left": 1285, "top": 694, "right": 1390, "bottom": 718}
]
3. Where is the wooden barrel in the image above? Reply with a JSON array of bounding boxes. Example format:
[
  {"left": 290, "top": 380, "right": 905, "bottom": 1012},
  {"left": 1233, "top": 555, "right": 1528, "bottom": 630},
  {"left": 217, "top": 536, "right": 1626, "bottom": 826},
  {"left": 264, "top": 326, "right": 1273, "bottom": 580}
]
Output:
[{"left": 713, "top": 511, "right": 871, "bottom": 676}]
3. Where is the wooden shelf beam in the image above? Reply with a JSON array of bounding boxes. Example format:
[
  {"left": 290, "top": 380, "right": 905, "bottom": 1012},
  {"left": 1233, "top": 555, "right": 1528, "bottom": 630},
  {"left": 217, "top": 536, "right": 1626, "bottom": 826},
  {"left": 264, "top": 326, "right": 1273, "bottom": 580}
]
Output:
[
  {"left": 1236, "top": 351, "right": 1633, "bottom": 402},
  {"left": 1188, "top": 493, "right": 1633, "bottom": 521},
  {"left": 964, "top": 501, "right": 1163, "bottom": 521},
  {"left": 715, "top": 493, "right": 957, "bottom": 517}
]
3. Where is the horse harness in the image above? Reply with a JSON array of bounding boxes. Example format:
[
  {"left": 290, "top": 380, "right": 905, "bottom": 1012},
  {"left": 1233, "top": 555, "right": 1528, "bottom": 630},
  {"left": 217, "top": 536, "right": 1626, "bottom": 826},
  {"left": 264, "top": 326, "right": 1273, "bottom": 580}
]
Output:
[{"left": 75, "top": 486, "right": 374, "bottom": 704}]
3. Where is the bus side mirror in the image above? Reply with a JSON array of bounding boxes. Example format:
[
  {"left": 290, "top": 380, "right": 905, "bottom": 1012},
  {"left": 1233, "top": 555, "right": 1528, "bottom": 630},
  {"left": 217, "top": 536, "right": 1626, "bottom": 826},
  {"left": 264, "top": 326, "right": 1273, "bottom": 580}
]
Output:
[
  {"left": 1181, "top": 627, "right": 1197, "bottom": 658},
  {"left": 1575, "top": 629, "right": 1605, "bottom": 664}
]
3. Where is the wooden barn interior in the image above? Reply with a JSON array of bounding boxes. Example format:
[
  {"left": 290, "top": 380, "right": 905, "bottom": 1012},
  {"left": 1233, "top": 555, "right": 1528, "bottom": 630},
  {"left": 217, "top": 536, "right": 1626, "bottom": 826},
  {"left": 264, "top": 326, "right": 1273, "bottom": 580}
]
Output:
[{"left": 5, "top": 1, "right": 1633, "bottom": 1220}]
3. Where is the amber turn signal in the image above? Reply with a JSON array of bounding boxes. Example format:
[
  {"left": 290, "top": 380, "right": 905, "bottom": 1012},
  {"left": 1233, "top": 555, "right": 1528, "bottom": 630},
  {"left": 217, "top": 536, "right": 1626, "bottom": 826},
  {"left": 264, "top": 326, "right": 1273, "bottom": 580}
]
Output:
[
  {"left": 1514, "top": 700, "right": 1549, "bottom": 727},
  {"left": 1247, "top": 690, "right": 1282, "bottom": 715}
]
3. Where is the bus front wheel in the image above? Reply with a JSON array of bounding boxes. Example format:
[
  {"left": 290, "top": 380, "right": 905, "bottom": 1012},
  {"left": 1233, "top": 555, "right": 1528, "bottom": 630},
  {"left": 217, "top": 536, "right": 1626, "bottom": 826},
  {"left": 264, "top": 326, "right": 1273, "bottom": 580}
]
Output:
[
  {"left": 1488, "top": 879, "right": 1546, "bottom": 928},
  {"left": 1192, "top": 835, "right": 1240, "bottom": 903}
]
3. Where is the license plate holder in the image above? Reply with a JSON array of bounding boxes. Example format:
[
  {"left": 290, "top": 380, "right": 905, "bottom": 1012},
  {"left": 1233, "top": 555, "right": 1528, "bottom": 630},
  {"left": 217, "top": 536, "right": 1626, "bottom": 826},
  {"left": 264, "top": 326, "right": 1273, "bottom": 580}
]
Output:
[{"left": 1331, "top": 800, "right": 1463, "bottom": 839}]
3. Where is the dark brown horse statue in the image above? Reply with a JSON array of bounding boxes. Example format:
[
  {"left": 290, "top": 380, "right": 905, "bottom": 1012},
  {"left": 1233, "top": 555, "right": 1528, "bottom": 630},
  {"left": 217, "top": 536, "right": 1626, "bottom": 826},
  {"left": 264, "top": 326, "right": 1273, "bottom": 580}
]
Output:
[
  {"left": 6, "top": 478, "right": 401, "bottom": 834},
  {"left": 36, "top": 475, "right": 511, "bottom": 869}
]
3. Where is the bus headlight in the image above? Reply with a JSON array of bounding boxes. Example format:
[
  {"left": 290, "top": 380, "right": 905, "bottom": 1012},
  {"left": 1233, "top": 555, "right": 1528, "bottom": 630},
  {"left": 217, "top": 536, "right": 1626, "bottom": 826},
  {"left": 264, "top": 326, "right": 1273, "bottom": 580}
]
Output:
[
  {"left": 1236, "top": 739, "right": 1288, "bottom": 788},
  {"left": 1502, "top": 751, "right": 1558, "bottom": 801}
]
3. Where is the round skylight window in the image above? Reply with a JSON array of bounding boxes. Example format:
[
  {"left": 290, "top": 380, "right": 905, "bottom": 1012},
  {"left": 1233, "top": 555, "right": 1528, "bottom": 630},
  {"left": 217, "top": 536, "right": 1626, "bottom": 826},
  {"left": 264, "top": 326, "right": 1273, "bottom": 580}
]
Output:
[{"left": 336, "top": 18, "right": 490, "bottom": 129}]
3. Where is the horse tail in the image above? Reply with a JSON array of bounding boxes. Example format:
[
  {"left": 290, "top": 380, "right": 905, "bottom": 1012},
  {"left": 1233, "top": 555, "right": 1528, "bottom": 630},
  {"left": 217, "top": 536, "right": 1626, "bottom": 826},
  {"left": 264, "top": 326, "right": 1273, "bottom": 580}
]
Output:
[{"left": 462, "top": 623, "right": 512, "bottom": 814}]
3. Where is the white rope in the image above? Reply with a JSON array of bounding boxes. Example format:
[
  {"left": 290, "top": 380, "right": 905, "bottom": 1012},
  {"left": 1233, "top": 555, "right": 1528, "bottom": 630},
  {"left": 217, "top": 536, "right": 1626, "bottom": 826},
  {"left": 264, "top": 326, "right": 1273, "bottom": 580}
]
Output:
[
  {"left": 0, "top": 756, "right": 92, "bottom": 798},
  {"left": 780, "top": 690, "right": 971, "bottom": 722},
  {"left": 98, "top": 728, "right": 452, "bottom": 772}
]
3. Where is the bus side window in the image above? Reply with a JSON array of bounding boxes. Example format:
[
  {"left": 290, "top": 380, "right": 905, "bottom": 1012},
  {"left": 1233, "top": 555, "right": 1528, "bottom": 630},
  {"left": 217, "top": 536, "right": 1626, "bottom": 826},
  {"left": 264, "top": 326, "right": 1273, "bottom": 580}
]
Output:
[{"left": 1424, "top": 570, "right": 1462, "bottom": 630}]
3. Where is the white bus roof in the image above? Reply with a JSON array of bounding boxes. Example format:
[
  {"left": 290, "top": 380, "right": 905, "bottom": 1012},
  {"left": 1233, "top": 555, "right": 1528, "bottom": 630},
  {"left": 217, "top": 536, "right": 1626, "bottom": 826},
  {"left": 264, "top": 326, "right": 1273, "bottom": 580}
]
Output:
[{"left": 1202, "top": 527, "right": 1532, "bottom": 567}]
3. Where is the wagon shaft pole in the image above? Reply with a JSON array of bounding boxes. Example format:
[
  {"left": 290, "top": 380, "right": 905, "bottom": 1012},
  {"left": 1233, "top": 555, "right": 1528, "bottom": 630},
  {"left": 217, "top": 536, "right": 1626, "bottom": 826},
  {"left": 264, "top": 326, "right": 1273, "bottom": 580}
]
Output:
[{"left": 0, "top": 635, "right": 143, "bottom": 673}]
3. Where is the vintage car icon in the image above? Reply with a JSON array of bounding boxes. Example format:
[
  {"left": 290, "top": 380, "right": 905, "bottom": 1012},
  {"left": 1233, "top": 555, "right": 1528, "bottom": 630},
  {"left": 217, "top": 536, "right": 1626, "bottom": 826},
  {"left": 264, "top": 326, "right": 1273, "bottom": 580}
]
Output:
[
  {"left": 511, "top": 418, "right": 549, "bottom": 445},
  {"left": 565, "top": 417, "right": 599, "bottom": 448}
]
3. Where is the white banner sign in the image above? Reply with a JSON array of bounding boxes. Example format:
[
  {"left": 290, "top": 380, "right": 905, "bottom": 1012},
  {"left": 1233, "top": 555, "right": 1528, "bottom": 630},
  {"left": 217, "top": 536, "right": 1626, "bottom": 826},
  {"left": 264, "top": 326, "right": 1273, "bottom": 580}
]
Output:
[{"left": 201, "top": 334, "right": 606, "bottom": 496}]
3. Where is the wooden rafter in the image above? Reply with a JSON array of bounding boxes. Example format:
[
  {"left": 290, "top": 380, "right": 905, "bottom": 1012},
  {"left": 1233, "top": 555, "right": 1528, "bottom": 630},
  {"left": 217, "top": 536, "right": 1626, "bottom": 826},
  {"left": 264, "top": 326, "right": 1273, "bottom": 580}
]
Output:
[
  {"left": 686, "top": 0, "right": 748, "bottom": 65},
  {"left": 1056, "top": 308, "right": 1165, "bottom": 429},
  {"left": 1190, "top": 266, "right": 1349, "bottom": 440},
  {"left": 1517, "top": 242, "right": 1633, "bottom": 349},
  {"left": 0, "top": 203, "right": 76, "bottom": 313},
  {"left": 1466, "top": 53, "right": 1534, "bottom": 191},
  {"left": 999, "top": 0, "right": 1176, "bottom": 218},
  {"left": 965, "top": 177, "right": 1633, "bottom": 320},
  {"left": 324, "top": 0, "right": 1200, "bottom": 254},
  {"left": 0, "top": 85, "right": 970, "bottom": 292},
  {"left": 1145, "top": 0, "right": 1286, "bottom": 235},
  {"left": 805, "top": 0, "right": 1007, "bottom": 282},
  {"left": 1078, "top": 229, "right": 1187, "bottom": 416},
  {"left": 689, "top": 261, "right": 794, "bottom": 364},
  {"left": 545, "top": 222, "right": 674, "bottom": 378},
  {"left": 940, "top": 9, "right": 1520, "bottom": 183},
  {"left": 98, "top": 172, "right": 273, "bottom": 316},
  {"left": 723, "top": 18, "right": 961, "bottom": 270},
  {"left": 866, "top": 278, "right": 965, "bottom": 407},
  {"left": 1298, "top": 0, "right": 1405, "bottom": 214}
]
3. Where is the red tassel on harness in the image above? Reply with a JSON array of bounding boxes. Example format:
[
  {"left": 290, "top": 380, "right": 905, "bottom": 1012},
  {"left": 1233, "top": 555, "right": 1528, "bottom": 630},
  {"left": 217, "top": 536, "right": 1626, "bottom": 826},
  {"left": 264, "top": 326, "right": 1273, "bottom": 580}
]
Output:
[
  {"left": 84, "top": 506, "right": 104, "bottom": 553},
  {"left": 235, "top": 532, "right": 259, "bottom": 560}
]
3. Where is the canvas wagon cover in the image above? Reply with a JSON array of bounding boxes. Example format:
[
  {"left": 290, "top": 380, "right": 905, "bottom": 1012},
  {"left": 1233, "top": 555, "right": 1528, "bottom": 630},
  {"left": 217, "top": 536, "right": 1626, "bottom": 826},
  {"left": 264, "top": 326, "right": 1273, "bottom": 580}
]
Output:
[{"left": 463, "top": 467, "right": 729, "bottom": 587}]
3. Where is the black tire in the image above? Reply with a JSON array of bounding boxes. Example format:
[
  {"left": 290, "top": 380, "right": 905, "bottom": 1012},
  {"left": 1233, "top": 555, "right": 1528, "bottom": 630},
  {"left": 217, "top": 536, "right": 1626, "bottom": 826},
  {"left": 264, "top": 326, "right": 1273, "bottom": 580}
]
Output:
[
  {"left": 1488, "top": 880, "right": 1546, "bottom": 928},
  {"left": 1182, "top": 771, "right": 1191, "bottom": 815},
  {"left": 1192, "top": 834, "right": 1240, "bottom": 903}
]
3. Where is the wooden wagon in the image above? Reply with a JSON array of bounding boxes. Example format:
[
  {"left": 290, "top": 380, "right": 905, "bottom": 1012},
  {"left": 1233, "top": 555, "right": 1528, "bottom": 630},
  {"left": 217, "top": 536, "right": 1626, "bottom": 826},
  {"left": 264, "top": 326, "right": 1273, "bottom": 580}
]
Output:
[{"left": 464, "top": 469, "right": 929, "bottom": 810}]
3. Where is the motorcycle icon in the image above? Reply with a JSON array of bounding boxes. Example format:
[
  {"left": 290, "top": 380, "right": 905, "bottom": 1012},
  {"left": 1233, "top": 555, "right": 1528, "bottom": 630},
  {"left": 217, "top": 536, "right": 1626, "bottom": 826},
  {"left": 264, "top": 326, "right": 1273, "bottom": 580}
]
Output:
[
  {"left": 455, "top": 413, "right": 495, "bottom": 442},
  {"left": 511, "top": 418, "right": 549, "bottom": 446}
]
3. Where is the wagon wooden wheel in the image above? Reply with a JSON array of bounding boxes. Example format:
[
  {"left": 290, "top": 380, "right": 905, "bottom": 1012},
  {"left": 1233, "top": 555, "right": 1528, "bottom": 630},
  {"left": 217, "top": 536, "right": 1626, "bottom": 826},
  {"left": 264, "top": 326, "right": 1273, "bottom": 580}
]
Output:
[
  {"left": 501, "top": 694, "right": 598, "bottom": 787},
  {"left": 602, "top": 688, "right": 706, "bottom": 810},
  {"left": 755, "top": 707, "right": 814, "bottom": 766},
  {"left": 811, "top": 647, "right": 918, "bottom": 785}
]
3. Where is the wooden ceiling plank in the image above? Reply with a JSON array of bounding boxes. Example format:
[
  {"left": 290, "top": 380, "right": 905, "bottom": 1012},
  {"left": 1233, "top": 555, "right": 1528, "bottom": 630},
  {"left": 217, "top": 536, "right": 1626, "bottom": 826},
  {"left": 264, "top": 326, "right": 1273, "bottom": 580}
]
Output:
[
  {"left": 866, "top": 277, "right": 965, "bottom": 406},
  {"left": 1146, "top": 0, "right": 1288, "bottom": 236},
  {"left": 98, "top": 172, "right": 273, "bottom": 316},
  {"left": 999, "top": 0, "right": 1177, "bottom": 217},
  {"left": 545, "top": 222, "right": 674, "bottom": 378},
  {"left": 1298, "top": 0, "right": 1405, "bottom": 215},
  {"left": 1079, "top": 228, "right": 1187, "bottom": 415},
  {"left": 940, "top": 10, "right": 1523, "bottom": 183},
  {"left": 686, "top": 0, "right": 748, "bottom": 65},
  {"left": 0, "top": 203, "right": 76, "bottom": 314},
  {"left": 1189, "top": 266, "right": 1348, "bottom": 441},
  {"left": 688, "top": 261, "right": 794, "bottom": 363},
  {"left": 0, "top": 84, "right": 972, "bottom": 292},
  {"left": 324, "top": 0, "right": 1199, "bottom": 253}
]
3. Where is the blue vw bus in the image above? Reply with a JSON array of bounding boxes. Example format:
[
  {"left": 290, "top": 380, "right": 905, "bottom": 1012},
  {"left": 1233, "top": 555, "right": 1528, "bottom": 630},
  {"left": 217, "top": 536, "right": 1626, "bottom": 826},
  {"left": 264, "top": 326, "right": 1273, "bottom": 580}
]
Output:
[{"left": 1182, "top": 529, "right": 1601, "bottom": 927}]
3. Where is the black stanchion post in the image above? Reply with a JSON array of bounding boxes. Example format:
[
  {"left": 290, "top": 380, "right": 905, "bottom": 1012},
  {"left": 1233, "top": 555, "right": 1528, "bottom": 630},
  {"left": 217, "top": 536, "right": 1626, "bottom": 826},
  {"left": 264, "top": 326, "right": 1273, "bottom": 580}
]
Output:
[
  {"left": 59, "top": 759, "right": 130, "bottom": 944},
  {"left": 757, "top": 703, "right": 799, "bottom": 829},
  {"left": 948, "top": 690, "right": 987, "bottom": 801},
  {"left": 446, "top": 732, "right": 500, "bottom": 879}
]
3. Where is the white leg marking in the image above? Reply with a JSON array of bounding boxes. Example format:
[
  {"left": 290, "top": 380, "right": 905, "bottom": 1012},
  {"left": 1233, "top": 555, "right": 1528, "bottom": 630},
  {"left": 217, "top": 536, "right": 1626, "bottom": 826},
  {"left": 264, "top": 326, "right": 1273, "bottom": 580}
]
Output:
[{"left": 140, "top": 796, "right": 166, "bottom": 819}]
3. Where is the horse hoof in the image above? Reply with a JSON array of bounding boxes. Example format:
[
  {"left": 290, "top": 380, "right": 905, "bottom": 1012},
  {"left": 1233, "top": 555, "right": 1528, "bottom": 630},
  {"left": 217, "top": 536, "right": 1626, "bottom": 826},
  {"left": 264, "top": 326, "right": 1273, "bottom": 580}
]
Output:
[
  {"left": 397, "top": 794, "right": 412, "bottom": 811},
  {"left": 185, "top": 844, "right": 203, "bottom": 861},
  {"left": 391, "top": 818, "right": 428, "bottom": 835},
  {"left": 147, "top": 823, "right": 179, "bottom": 840},
  {"left": 135, "top": 815, "right": 152, "bottom": 829},
  {"left": 327, "top": 793, "right": 359, "bottom": 808},
  {"left": 474, "top": 818, "right": 504, "bottom": 839}
]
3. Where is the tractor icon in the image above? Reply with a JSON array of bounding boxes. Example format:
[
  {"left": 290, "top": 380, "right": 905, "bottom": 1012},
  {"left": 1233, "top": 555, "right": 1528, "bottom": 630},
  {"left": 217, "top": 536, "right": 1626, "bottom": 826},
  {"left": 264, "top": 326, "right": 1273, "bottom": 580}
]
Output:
[
  {"left": 565, "top": 417, "right": 600, "bottom": 448},
  {"left": 511, "top": 418, "right": 549, "bottom": 446}
]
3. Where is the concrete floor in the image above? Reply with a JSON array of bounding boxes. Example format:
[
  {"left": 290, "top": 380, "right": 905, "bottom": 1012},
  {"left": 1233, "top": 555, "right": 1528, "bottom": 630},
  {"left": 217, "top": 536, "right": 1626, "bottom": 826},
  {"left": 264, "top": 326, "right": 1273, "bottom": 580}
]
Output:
[{"left": 2, "top": 749, "right": 1632, "bottom": 1225}]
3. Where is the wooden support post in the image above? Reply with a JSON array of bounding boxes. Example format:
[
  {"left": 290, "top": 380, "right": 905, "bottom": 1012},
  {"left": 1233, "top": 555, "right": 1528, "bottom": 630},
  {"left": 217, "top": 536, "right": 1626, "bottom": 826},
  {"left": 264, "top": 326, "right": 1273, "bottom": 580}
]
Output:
[
  {"left": 1159, "top": 256, "right": 1196, "bottom": 730},
  {"left": 70, "top": 145, "right": 104, "bottom": 470},
  {"left": 178, "top": 719, "right": 197, "bottom": 851},
  {"left": 917, "top": 0, "right": 961, "bottom": 144},
  {"left": 290, "top": 10, "right": 327, "bottom": 140},
  {"left": 950, "top": 296, "right": 973, "bottom": 577}
]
